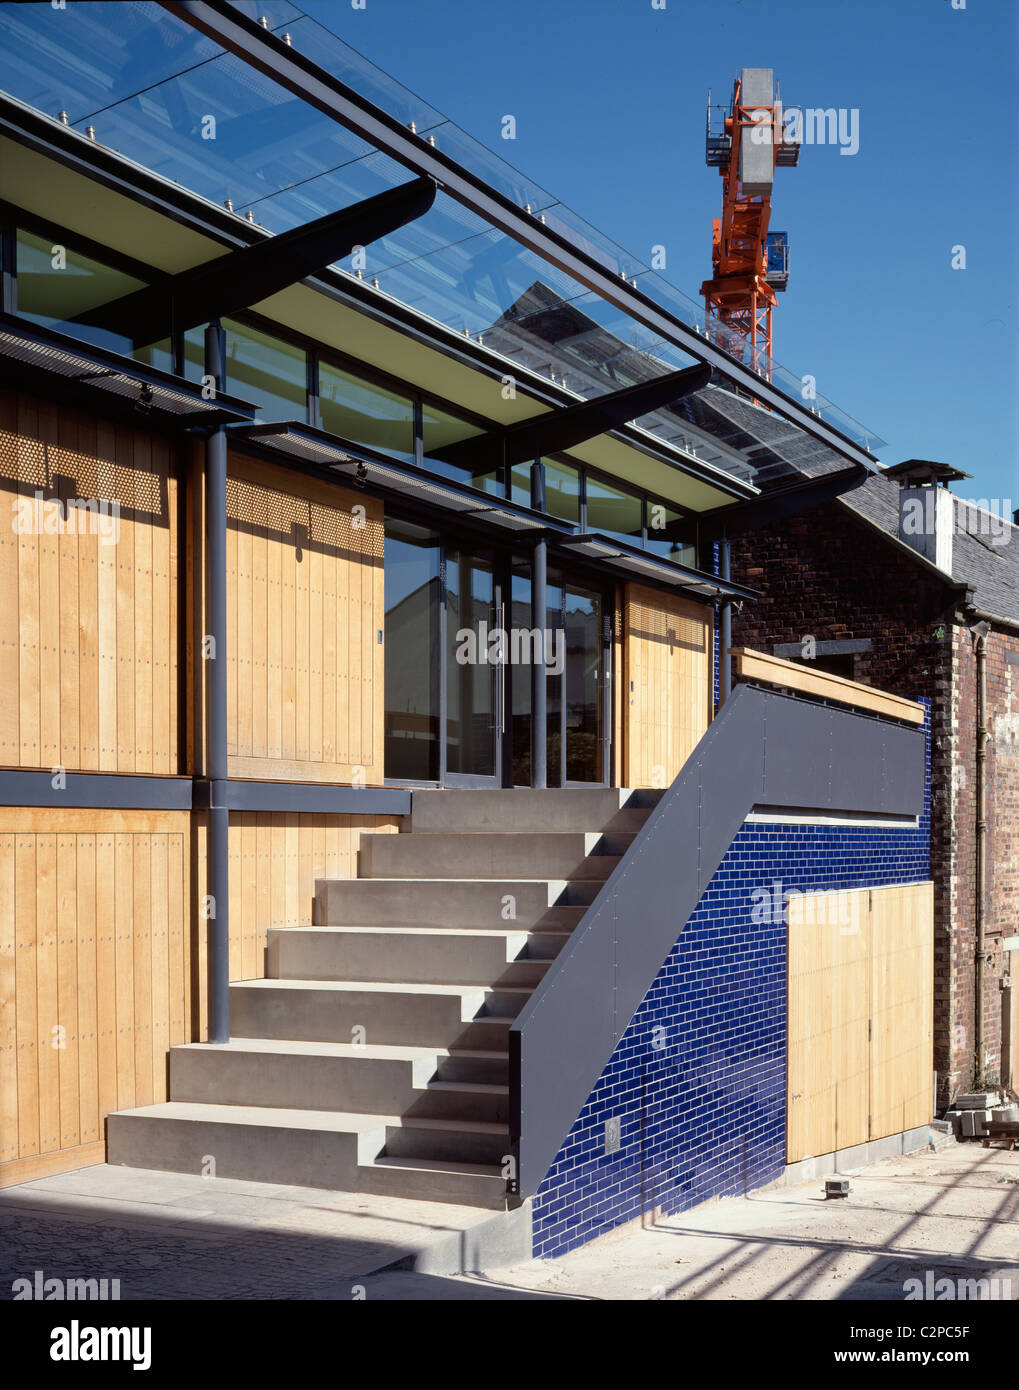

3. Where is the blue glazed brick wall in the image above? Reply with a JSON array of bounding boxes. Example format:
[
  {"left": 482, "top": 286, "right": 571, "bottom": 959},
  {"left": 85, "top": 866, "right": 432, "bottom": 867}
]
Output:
[{"left": 531, "top": 703, "right": 931, "bottom": 1259}]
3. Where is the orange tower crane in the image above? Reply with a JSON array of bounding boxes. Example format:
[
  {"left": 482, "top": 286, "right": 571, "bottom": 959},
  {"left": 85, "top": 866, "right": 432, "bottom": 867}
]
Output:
[{"left": 701, "top": 69, "right": 799, "bottom": 377}]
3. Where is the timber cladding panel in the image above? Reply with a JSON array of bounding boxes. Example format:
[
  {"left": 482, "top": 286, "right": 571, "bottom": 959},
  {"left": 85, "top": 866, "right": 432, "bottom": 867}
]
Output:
[
  {"left": 0, "top": 809, "right": 191, "bottom": 1188},
  {"left": 622, "top": 583, "right": 711, "bottom": 787},
  {"left": 0, "top": 808, "right": 398, "bottom": 1187},
  {"left": 224, "top": 454, "right": 384, "bottom": 785},
  {"left": 188, "top": 811, "right": 398, "bottom": 1038},
  {"left": 0, "top": 388, "right": 180, "bottom": 774},
  {"left": 787, "top": 881, "right": 934, "bottom": 1163}
]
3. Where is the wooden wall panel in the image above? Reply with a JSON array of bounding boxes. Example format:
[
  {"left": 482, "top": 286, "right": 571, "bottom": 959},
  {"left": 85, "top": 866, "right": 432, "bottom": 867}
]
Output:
[
  {"left": 0, "top": 808, "right": 398, "bottom": 1187},
  {"left": 0, "top": 809, "right": 192, "bottom": 1189},
  {"left": 622, "top": 584, "right": 711, "bottom": 787},
  {"left": 787, "top": 881, "right": 933, "bottom": 1164},
  {"left": 0, "top": 389, "right": 180, "bottom": 774},
  {"left": 224, "top": 455, "right": 384, "bottom": 784},
  {"left": 189, "top": 813, "right": 398, "bottom": 1039}
]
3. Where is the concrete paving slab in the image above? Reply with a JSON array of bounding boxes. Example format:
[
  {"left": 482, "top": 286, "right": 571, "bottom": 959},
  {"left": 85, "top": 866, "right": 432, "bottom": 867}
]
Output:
[
  {"left": 0, "top": 1163, "right": 504, "bottom": 1300},
  {"left": 486, "top": 1142, "right": 1019, "bottom": 1301}
]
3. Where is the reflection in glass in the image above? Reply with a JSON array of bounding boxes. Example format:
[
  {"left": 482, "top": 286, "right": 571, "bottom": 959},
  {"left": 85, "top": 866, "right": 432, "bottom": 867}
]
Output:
[
  {"left": 15, "top": 228, "right": 173, "bottom": 368},
  {"left": 422, "top": 404, "right": 499, "bottom": 495},
  {"left": 545, "top": 573, "right": 564, "bottom": 787},
  {"left": 645, "top": 504, "right": 697, "bottom": 566},
  {"left": 384, "top": 519, "right": 440, "bottom": 781},
  {"left": 223, "top": 318, "right": 306, "bottom": 422},
  {"left": 510, "top": 458, "right": 580, "bottom": 521},
  {"left": 321, "top": 362, "right": 413, "bottom": 460},
  {"left": 509, "top": 559, "right": 532, "bottom": 787},
  {"left": 564, "top": 584, "right": 603, "bottom": 783},
  {"left": 445, "top": 548, "right": 497, "bottom": 778},
  {"left": 585, "top": 475, "right": 642, "bottom": 545},
  {"left": 546, "top": 460, "right": 581, "bottom": 524}
]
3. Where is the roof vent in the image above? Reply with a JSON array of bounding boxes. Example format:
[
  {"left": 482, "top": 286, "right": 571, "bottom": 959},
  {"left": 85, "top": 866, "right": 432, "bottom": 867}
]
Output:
[{"left": 883, "top": 459, "right": 971, "bottom": 576}]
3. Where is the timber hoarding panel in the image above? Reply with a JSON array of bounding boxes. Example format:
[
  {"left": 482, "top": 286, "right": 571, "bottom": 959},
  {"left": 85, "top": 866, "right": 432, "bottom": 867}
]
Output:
[
  {"left": 622, "top": 583, "right": 711, "bottom": 787},
  {"left": 0, "top": 388, "right": 180, "bottom": 774},
  {"left": 787, "top": 881, "right": 934, "bottom": 1164},
  {"left": 0, "top": 808, "right": 398, "bottom": 1187}
]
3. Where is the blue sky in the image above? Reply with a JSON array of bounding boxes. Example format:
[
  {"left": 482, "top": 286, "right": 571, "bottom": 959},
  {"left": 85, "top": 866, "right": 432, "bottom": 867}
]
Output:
[{"left": 306, "top": 0, "right": 1018, "bottom": 503}]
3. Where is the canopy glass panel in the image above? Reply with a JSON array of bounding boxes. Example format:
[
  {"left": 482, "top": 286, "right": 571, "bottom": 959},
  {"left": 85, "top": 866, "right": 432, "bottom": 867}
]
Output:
[{"left": 0, "top": 0, "right": 885, "bottom": 491}]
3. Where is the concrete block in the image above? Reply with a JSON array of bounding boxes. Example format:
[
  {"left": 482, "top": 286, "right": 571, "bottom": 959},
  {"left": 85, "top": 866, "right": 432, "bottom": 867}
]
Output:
[
  {"left": 739, "top": 68, "right": 775, "bottom": 197},
  {"left": 960, "top": 1109, "right": 980, "bottom": 1137}
]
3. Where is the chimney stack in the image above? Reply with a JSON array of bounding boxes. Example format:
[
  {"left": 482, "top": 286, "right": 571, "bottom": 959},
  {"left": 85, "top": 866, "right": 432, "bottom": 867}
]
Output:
[{"left": 883, "top": 459, "right": 971, "bottom": 577}]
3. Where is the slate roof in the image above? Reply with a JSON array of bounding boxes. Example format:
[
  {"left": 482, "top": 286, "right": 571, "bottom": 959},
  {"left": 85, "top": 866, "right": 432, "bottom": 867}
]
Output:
[
  {"left": 842, "top": 473, "right": 1019, "bottom": 625},
  {"left": 711, "top": 391, "right": 1019, "bottom": 625}
]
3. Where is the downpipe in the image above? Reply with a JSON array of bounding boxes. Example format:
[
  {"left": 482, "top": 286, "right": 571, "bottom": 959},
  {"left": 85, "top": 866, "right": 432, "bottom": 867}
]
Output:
[{"left": 972, "top": 620, "right": 989, "bottom": 1083}]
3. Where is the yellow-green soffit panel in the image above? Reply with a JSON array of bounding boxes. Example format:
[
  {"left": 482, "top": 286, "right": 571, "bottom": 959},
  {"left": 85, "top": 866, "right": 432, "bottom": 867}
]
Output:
[{"left": 0, "top": 135, "right": 225, "bottom": 273}]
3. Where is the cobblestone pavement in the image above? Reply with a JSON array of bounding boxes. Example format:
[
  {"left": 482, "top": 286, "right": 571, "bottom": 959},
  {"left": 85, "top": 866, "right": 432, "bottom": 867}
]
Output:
[{"left": 0, "top": 1165, "right": 505, "bottom": 1301}]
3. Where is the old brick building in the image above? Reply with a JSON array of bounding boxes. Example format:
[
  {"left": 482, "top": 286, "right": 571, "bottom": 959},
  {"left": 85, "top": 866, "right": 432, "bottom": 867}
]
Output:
[{"left": 731, "top": 461, "right": 1019, "bottom": 1108}]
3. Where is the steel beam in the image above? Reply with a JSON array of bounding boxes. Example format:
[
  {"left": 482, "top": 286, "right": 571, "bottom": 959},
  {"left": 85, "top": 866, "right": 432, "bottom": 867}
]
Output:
[
  {"left": 431, "top": 363, "right": 711, "bottom": 473},
  {"left": 75, "top": 177, "right": 436, "bottom": 346}
]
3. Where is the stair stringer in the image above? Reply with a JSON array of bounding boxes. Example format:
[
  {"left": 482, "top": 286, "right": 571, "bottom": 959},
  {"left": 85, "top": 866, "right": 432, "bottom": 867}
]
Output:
[{"left": 509, "top": 682, "right": 927, "bottom": 1198}]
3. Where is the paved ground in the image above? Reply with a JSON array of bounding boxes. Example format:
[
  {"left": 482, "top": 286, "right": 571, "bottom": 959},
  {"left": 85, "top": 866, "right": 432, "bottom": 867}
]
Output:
[
  {"left": 480, "top": 1142, "right": 1019, "bottom": 1301},
  {"left": 1, "top": 1142, "right": 1015, "bottom": 1300},
  {"left": 0, "top": 1164, "right": 522, "bottom": 1301}
]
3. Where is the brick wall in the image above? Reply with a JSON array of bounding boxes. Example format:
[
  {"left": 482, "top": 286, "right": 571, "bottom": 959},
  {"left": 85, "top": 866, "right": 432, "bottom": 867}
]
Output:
[
  {"left": 948, "top": 625, "right": 1019, "bottom": 1094},
  {"left": 729, "top": 500, "right": 1015, "bottom": 1107},
  {"left": 531, "top": 707, "right": 931, "bottom": 1259}
]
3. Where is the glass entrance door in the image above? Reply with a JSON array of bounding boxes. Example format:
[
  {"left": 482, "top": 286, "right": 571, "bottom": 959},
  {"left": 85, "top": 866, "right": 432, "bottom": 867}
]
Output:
[
  {"left": 383, "top": 519, "right": 612, "bottom": 788},
  {"left": 444, "top": 546, "right": 503, "bottom": 786},
  {"left": 546, "top": 573, "right": 612, "bottom": 785}
]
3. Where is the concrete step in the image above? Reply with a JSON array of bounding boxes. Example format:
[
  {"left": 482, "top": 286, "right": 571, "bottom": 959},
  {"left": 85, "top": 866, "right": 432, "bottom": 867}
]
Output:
[
  {"left": 268, "top": 925, "right": 564, "bottom": 987},
  {"left": 409, "top": 787, "right": 659, "bottom": 833},
  {"left": 169, "top": 1040, "right": 509, "bottom": 1122},
  {"left": 454, "top": 1016, "right": 515, "bottom": 1052},
  {"left": 603, "top": 807, "right": 655, "bottom": 833},
  {"left": 384, "top": 1116, "right": 511, "bottom": 1166},
  {"left": 230, "top": 978, "right": 522, "bottom": 1049},
  {"left": 404, "top": 1081, "right": 509, "bottom": 1125},
  {"left": 107, "top": 1101, "right": 387, "bottom": 1189},
  {"left": 360, "top": 1156, "right": 507, "bottom": 1210},
  {"left": 107, "top": 1102, "right": 511, "bottom": 1208},
  {"left": 436, "top": 1049, "right": 510, "bottom": 1084},
  {"left": 314, "top": 877, "right": 583, "bottom": 929},
  {"left": 361, "top": 830, "right": 627, "bottom": 881}
]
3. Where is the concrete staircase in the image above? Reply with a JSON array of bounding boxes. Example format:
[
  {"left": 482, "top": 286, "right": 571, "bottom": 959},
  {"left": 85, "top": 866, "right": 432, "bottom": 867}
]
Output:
[{"left": 107, "top": 789, "right": 660, "bottom": 1210}]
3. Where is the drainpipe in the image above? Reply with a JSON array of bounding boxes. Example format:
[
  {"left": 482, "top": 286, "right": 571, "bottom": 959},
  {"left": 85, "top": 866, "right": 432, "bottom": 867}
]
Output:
[
  {"left": 719, "top": 537, "right": 732, "bottom": 705},
  {"left": 205, "top": 321, "right": 230, "bottom": 1044},
  {"left": 530, "top": 459, "right": 547, "bottom": 788},
  {"left": 971, "top": 619, "right": 990, "bottom": 1081}
]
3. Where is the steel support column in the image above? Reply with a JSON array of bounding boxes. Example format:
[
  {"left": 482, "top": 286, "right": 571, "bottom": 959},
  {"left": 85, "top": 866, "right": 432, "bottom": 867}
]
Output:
[
  {"left": 531, "top": 461, "right": 547, "bottom": 789},
  {"left": 204, "top": 320, "right": 230, "bottom": 1043},
  {"left": 720, "top": 538, "right": 732, "bottom": 705}
]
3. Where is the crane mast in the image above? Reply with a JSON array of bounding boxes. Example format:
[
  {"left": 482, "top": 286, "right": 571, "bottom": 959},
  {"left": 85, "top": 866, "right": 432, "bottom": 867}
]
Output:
[{"left": 701, "top": 68, "right": 798, "bottom": 378}]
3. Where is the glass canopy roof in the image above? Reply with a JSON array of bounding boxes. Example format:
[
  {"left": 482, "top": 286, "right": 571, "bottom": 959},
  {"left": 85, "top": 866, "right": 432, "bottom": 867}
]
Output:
[{"left": 0, "top": 0, "right": 885, "bottom": 488}]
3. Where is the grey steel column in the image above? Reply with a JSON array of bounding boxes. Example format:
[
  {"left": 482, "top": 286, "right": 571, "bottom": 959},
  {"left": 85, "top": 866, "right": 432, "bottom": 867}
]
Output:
[
  {"left": 205, "top": 321, "right": 230, "bottom": 1043},
  {"left": 530, "top": 460, "right": 547, "bottom": 789},
  {"left": 720, "top": 538, "right": 732, "bottom": 706}
]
